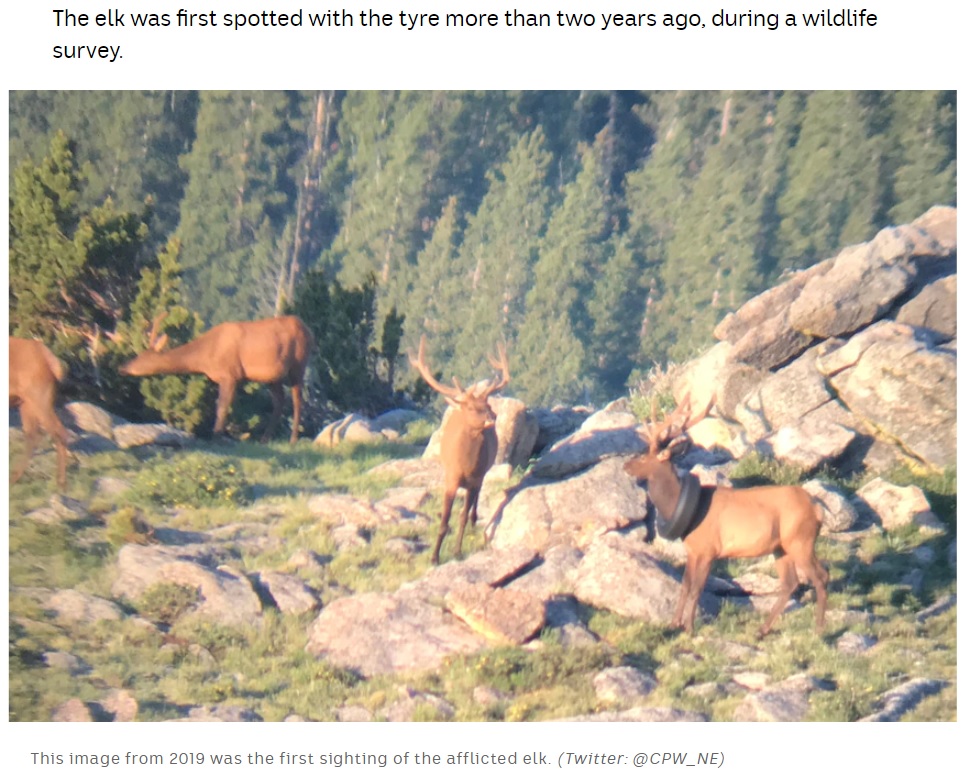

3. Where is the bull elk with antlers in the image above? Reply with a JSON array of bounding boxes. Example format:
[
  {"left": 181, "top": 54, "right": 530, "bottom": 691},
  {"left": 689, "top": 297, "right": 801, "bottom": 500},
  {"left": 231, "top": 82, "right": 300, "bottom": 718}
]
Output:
[
  {"left": 9, "top": 337, "right": 70, "bottom": 490},
  {"left": 623, "top": 395, "right": 828, "bottom": 637},
  {"left": 120, "top": 315, "right": 314, "bottom": 443},
  {"left": 409, "top": 335, "right": 510, "bottom": 565}
]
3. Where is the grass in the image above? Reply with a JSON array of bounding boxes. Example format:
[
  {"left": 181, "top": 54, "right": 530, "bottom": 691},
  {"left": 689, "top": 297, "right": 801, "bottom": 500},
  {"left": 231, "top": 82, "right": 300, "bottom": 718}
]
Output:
[{"left": 7, "top": 430, "right": 957, "bottom": 722}]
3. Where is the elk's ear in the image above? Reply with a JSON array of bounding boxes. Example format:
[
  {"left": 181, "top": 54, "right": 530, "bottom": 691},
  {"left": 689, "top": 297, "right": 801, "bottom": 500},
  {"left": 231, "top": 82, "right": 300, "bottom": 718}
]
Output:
[
  {"left": 667, "top": 436, "right": 691, "bottom": 459},
  {"left": 152, "top": 333, "right": 169, "bottom": 352},
  {"left": 656, "top": 448, "right": 674, "bottom": 462},
  {"left": 444, "top": 397, "right": 463, "bottom": 410}
]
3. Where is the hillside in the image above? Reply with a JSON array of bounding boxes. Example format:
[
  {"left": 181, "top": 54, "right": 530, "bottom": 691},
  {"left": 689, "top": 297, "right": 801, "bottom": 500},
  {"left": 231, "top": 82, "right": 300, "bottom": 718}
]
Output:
[{"left": 8, "top": 210, "right": 956, "bottom": 722}]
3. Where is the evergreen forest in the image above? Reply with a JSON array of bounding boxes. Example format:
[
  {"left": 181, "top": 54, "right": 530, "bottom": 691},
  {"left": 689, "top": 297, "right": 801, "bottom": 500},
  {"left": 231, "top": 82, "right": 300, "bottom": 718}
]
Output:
[{"left": 8, "top": 90, "right": 957, "bottom": 435}]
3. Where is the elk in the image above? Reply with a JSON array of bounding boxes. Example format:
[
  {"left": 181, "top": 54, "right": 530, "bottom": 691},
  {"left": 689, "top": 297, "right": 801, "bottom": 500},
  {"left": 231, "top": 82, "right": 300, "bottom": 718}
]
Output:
[
  {"left": 623, "top": 395, "right": 828, "bottom": 637},
  {"left": 9, "top": 337, "right": 70, "bottom": 490},
  {"left": 409, "top": 335, "right": 510, "bottom": 565},
  {"left": 120, "top": 315, "right": 314, "bottom": 443}
]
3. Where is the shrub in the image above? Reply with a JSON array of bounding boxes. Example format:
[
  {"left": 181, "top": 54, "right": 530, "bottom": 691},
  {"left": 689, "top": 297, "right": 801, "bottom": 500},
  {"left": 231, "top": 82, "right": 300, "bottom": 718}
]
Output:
[
  {"left": 129, "top": 453, "right": 250, "bottom": 508},
  {"left": 137, "top": 582, "right": 199, "bottom": 625}
]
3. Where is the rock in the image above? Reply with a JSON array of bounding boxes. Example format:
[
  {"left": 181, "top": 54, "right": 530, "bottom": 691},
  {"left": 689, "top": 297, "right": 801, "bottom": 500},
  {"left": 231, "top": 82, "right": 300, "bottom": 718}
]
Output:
[
  {"left": 445, "top": 583, "right": 545, "bottom": 645},
  {"left": 46, "top": 589, "right": 123, "bottom": 623},
  {"left": 113, "top": 423, "right": 192, "bottom": 449},
  {"left": 305, "top": 592, "right": 488, "bottom": 677},
  {"left": 370, "top": 409, "right": 424, "bottom": 434},
  {"left": 51, "top": 698, "right": 94, "bottom": 722},
  {"left": 572, "top": 534, "right": 719, "bottom": 624},
  {"left": 330, "top": 523, "right": 370, "bottom": 551},
  {"left": 403, "top": 547, "right": 539, "bottom": 601},
  {"left": 334, "top": 706, "right": 373, "bottom": 722},
  {"left": 253, "top": 571, "right": 321, "bottom": 615},
  {"left": 714, "top": 260, "right": 833, "bottom": 344},
  {"left": 112, "top": 544, "right": 263, "bottom": 627},
  {"left": 101, "top": 689, "right": 138, "bottom": 722},
  {"left": 802, "top": 480, "right": 858, "bottom": 533},
  {"left": 62, "top": 401, "right": 119, "bottom": 439},
  {"left": 732, "top": 672, "right": 770, "bottom": 691},
  {"left": 306, "top": 493, "right": 383, "bottom": 527},
  {"left": 542, "top": 595, "right": 599, "bottom": 647},
  {"left": 731, "top": 673, "right": 823, "bottom": 722},
  {"left": 728, "top": 309, "right": 815, "bottom": 371},
  {"left": 559, "top": 707, "right": 707, "bottom": 722},
  {"left": 858, "top": 678, "right": 945, "bottom": 722},
  {"left": 758, "top": 418, "right": 855, "bottom": 473},
  {"left": 895, "top": 275, "right": 956, "bottom": 341},
  {"left": 672, "top": 342, "right": 731, "bottom": 417},
  {"left": 915, "top": 593, "right": 955, "bottom": 623},
  {"left": 314, "top": 413, "right": 379, "bottom": 447},
  {"left": 824, "top": 323, "right": 955, "bottom": 468},
  {"left": 789, "top": 227, "right": 918, "bottom": 339},
  {"left": 182, "top": 705, "right": 263, "bottom": 722},
  {"left": 530, "top": 406, "right": 593, "bottom": 453},
  {"left": 490, "top": 396, "right": 539, "bottom": 467},
  {"left": 714, "top": 363, "right": 768, "bottom": 421},
  {"left": 383, "top": 687, "right": 455, "bottom": 722},
  {"left": 836, "top": 633, "right": 877, "bottom": 654},
  {"left": 505, "top": 545, "right": 584, "bottom": 599},
  {"left": 43, "top": 651, "right": 91, "bottom": 675},
  {"left": 93, "top": 476, "right": 133, "bottom": 498},
  {"left": 528, "top": 412, "right": 646, "bottom": 480},
  {"left": 911, "top": 205, "right": 957, "bottom": 255},
  {"left": 854, "top": 478, "right": 935, "bottom": 531},
  {"left": 592, "top": 666, "right": 658, "bottom": 703},
  {"left": 492, "top": 458, "right": 648, "bottom": 553}
]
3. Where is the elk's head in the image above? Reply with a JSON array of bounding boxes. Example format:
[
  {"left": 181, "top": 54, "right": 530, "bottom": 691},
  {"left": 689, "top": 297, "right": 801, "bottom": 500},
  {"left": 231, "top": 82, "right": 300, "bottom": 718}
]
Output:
[
  {"left": 119, "top": 312, "right": 170, "bottom": 376},
  {"left": 408, "top": 335, "right": 509, "bottom": 430},
  {"left": 624, "top": 394, "right": 707, "bottom": 482}
]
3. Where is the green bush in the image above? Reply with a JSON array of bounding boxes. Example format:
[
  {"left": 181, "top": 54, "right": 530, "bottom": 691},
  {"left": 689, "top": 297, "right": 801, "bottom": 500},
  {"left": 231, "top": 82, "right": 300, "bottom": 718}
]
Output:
[
  {"left": 129, "top": 453, "right": 250, "bottom": 508},
  {"left": 137, "top": 583, "right": 200, "bottom": 625}
]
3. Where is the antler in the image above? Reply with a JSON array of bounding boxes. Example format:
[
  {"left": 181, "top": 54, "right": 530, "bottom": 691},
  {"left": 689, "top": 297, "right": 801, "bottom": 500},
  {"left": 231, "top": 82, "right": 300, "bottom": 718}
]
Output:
[
  {"left": 146, "top": 312, "right": 170, "bottom": 352},
  {"left": 408, "top": 335, "right": 461, "bottom": 399},
  {"left": 643, "top": 392, "right": 712, "bottom": 455},
  {"left": 479, "top": 342, "right": 510, "bottom": 398}
]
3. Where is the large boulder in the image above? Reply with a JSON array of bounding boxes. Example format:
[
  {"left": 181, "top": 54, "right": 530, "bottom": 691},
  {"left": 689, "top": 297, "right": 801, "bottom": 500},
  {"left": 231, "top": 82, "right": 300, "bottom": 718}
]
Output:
[
  {"left": 818, "top": 322, "right": 955, "bottom": 468},
  {"left": 491, "top": 458, "right": 649, "bottom": 553},
  {"left": 788, "top": 226, "right": 919, "bottom": 339}
]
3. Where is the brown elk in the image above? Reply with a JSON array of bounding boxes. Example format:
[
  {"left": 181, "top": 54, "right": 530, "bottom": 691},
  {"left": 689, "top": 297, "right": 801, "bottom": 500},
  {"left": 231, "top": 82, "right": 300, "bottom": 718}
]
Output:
[
  {"left": 409, "top": 335, "right": 510, "bottom": 565},
  {"left": 120, "top": 315, "right": 314, "bottom": 443},
  {"left": 9, "top": 337, "right": 70, "bottom": 490},
  {"left": 623, "top": 395, "right": 828, "bottom": 637}
]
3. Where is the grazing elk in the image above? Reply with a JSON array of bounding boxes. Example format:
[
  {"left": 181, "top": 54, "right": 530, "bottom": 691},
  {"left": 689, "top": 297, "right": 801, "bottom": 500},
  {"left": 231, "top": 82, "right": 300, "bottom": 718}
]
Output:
[
  {"left": 409, "top": 335, "right": 510, "bottom": 565},
  {"left": 623, "top": 395, "right": 828, "bottom": 637},
  {"left": 120, "top": 315, "right": 314, "bottom": 443},
  {"left": 9, "top": 337, "right": 70, "bottom": 490}
]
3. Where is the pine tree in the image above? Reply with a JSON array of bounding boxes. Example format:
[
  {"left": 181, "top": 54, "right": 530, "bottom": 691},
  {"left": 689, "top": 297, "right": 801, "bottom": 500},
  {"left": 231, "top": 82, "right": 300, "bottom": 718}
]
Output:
[
  {"left": 451, "top": 128, "right": 554, "bottom": 380},
  {"left": 887, "top": 91, "right": 956, "bottom": 224},
  {"left": 176, "top": 91, "right": 304, "bottom": 325},
  {"left": 654, "top": 93, "right": 773, "bottom": 363},
  {"left": 774, "top": 91, "right": 886, "bottom": 268},
  {"left": 514, "top": 137, "right": 611, "bottom": 405}
]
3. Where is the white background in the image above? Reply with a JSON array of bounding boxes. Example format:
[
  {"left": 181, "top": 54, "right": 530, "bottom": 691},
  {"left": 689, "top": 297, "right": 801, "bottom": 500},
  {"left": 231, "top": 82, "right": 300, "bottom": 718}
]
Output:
[{"left": 3, "top": 1, "right": 962, "bottom": 771}]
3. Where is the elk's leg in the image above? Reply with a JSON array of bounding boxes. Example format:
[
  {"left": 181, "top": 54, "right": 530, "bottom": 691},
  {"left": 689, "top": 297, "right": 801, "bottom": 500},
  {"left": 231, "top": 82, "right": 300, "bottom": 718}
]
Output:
[
  {"left": 289, "top": 383, "right": 303, "bottom": 444},
  {"left": 683, "top": 555, "right": 713, "bottom": 634},
  {"left": 42, "top": 412, "right": 70, "bottom": 491},
  {"left": 261, "top": 383, "right": 285, "bottom": 442},
  {"left": 453, "top": 486, "right": 479, "bottom": 558},
  {"left": 797, "top": 555, "right": 829, "bottom": 633},
  {"left": 671, "top": 554, "right": 696, "bottom": 630},
  {"left": 11, "top": 410, "right": 39, "bottom": 485},
  {"left": 760, "top": 552, "right": 799, "bottom": 638},
  {"left": 432, "top": 488, "right": 457, "bottom": 565},
  {"left": 213, "top": 380, "right": 237, "bottom": 437}
]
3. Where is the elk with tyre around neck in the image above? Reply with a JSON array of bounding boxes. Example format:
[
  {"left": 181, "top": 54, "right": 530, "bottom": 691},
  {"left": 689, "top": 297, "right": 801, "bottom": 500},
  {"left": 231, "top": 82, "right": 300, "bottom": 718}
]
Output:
[
  {"left": 120, "top": 314, "right": 314, "bottom": 443},
  {"left": 9, "top": 337, "right": 71, "bottom": 490},
  {"left": 409, "top": 335, "right": 510, "bottom": 565},
  {"left": 623, "top": 395, "right": 828, "bottom": 637}
]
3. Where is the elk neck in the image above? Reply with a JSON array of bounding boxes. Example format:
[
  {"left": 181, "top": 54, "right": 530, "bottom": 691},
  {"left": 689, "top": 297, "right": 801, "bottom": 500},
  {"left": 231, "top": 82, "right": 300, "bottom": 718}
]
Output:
[{"left": 647, "top": 462, "right": 684, "bottom": 519}]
